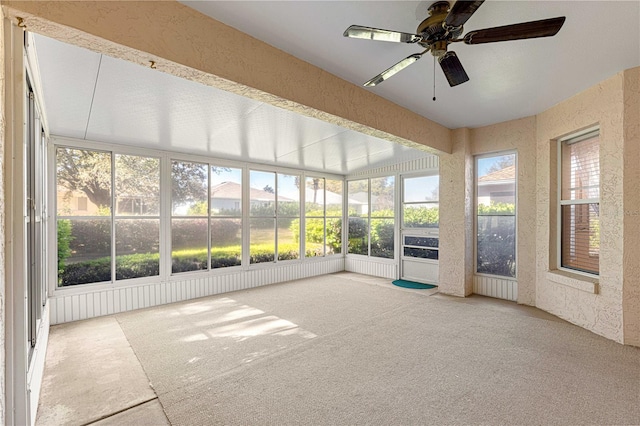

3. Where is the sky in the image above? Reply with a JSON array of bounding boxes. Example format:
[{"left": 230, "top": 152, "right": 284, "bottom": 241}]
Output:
[
  {"left": 404, "top": 175, "right": 439, "bottom": 203},
  {"left": 477, "top": 154, "right": 514, "bottom": 178},
  {"left": 212, "top": 157, "right": 513, "bottom": 204}
]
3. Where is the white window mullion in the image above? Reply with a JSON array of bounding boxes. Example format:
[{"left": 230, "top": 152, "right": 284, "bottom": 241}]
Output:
[
  {"left": 110, "top": 152, "right": 116, "bottom": 283},
  {"left": 160, "top": 153, "right": 171, "bottom": 279},
  {"left": 242, "top": 166, "right": 250, "bottom": 269}
]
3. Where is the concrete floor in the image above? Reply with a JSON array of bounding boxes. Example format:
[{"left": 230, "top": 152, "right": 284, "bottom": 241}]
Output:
[{"left": 35, "top": 315, "right": 169, "bottom": 425}]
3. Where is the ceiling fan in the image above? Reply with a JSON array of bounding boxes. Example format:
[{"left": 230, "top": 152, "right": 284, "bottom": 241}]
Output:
[{"left": 343, "top": 1, "right": 565, "bottom": 88}]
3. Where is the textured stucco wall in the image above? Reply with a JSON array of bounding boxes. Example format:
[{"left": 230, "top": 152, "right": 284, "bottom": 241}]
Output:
[
  {"left": 471, "top": 117, "right": 537, "bottom": 305},
  {"left": 438, "top": 128, "right": 473, "bottom": 296},
  {"left": 0, "top": 0, "right": 451, "bottom": 154},
  {"left": 623, "top": 67, "right": 640, "bottom": 346},
  {"left": 536, "top": 72, "right": 626, "bottom": 343},
  {"left": 0, "top": 12, "right": 6, "bottom": 425}
]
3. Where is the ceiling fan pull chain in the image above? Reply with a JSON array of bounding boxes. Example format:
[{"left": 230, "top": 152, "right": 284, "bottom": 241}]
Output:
[{"left": 433, "top": 56, "right": 436, "bottom": 101}]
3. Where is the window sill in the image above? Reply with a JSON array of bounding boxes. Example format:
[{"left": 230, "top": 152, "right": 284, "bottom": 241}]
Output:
[{"left": 547, "top": 270, "right": 599, "bottom": 294}]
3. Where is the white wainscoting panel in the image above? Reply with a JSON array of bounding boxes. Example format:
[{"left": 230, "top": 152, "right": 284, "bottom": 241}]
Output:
[
  {"left": 50, "top": 257, "right": 344, "bottom": 324},
  {"left": 345, "top": 257, "right": 397, "bottom": 279},
  {"left": 473, "top": 275, "right": 518, "bottom": 301}
]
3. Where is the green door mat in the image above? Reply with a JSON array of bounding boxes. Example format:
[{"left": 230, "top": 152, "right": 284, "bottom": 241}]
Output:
[{"left": 392, "top": 279, "right": 437, "bottom": 289}]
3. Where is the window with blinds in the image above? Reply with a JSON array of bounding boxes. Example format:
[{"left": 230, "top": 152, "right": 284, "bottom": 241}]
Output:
[{"left": 560, "top": 130, "right": 599, "bottom": 275}]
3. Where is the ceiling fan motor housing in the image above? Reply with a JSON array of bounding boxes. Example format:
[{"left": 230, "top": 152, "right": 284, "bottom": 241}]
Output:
[{"left": 418, "top": 1, "right": 463, "bottom": 56}]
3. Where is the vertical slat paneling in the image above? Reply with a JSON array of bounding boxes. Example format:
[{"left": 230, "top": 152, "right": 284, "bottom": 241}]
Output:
[
  {"left": 473, "top": 275, "right": 517, "bottom": 301},
  {"left": 347, "top": 154, "right": 439, "bottom": 178},
  {"left": 345, "top": 257, "right": 395, "bottom": 279},
  {"left": 49, "top": 257, "right": 346, "bottom": 324}
]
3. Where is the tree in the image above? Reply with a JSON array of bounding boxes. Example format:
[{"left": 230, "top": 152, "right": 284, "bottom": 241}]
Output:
[
  {"left": 171, "top": 160, "right": 208, "bottom": 205},
  {"left": 56, "top": 147, "right": 229, "bottom": 210},
  {"left": 56, "top": 148, "right": 112, "bottom": 208},
  {"left": 324, "top": 178, "right": 343, "bottom": 195}
]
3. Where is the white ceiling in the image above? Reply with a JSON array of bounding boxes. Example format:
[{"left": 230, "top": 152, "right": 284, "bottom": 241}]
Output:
[
  {"left": 29, "top": 1, "right": 639, "bottom": 175},
  {"left": 182, "top": 0, "right": 640, "bottom": 129},
  {"left": 29, "top": 34, "right": 433, "bottom": 175}
]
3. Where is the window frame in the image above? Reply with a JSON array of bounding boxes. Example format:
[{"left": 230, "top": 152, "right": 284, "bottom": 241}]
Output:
[
  {"left": 474, "top": 151, "right": 518, "bottom": 279},
  {"left": 557, "top": 127, "right": 600, "bottom": 277},
  {"left": 400, "top": 172, "right": 440, "bottom": 264}
]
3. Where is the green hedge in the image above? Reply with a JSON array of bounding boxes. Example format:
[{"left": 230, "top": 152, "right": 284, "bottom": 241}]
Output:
[
  {"left": 57, "top": 220, "right": 73, "bottom": 278},
  {"left": 290, "top": 211, "right": 342, "bottom": 255},
  {"left": 59, "top": 244, "right": 301, "bottom": 286}
]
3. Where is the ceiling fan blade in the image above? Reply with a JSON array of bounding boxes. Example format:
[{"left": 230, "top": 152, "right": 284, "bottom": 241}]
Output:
[
  {"left": 464, "top": 16, "right": 566, "bottom": 44},
  {"left": 343, "top": 25, "right": 421, "bottom": 43},
  {"left": 438, "top": 51, "right": 469, "bottom": 87},
  {"left": 444, "top": 0, "right": 485, "bottom": 28},
  {"left": 364, "top": 52, "right": 426, "bottom": 87}
]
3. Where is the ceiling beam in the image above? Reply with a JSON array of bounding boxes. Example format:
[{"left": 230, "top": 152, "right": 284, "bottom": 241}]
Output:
[{"left": 2, "top": 0, "right": 452, "bottom": 154}]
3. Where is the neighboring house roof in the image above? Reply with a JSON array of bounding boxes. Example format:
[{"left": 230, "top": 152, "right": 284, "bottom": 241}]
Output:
[
  {"left": 304, "top": 188, "right": 342, "bottom": 205},
  {"left": 348, "top": 192, "right": 369, "bottom": 204},
  {"left": 478, "top": 165, "right": 515, "bottom": 182},
  {"left": 211, "top": 181, "right": 294, "bottom": 202}
]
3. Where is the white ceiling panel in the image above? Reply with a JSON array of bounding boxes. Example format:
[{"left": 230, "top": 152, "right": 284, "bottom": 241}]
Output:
[
  {"left": 29, "top": 35, "right": 101, "bottom": 140},
  {"left": 85, "top": 54, "right": 264, "bottom": 149},
  {"left": 31, "top": 33, "right": 430, "bottom": 175}
]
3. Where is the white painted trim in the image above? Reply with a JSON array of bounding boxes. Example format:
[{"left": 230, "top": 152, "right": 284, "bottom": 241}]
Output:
[
  {"left": 26, "top": 303, "right": 49, "bottom": 426},
  {"left": 4, "top": 17, "right": 29, "bottom": 425}
]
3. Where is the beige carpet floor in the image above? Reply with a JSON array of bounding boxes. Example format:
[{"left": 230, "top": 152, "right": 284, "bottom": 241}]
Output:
[{"left": 113, "top": 272, "right": 640, "bottom": 425}]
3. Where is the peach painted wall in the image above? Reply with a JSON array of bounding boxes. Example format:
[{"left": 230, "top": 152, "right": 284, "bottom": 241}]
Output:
[
  {"left": 470, "top": 117, "right": 537, "bottom": 305},
  {"left": 536, "top": 72, "right": 626, "bottom": 343}
]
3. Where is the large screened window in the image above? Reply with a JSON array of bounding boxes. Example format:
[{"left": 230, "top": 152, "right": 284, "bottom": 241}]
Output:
[
  {"left": 171, "top": 160, "right": 209, "bottom": 273},
  {"left": 210, "top": 166, "right": 243, "bottom": 268},
  {"left": 347, "top": 176, "right": 395, "bottom": 258},
  {"left": 171, "top": 161, "right": 244, "bottom": 273},
  {"left": 305, "top": 177, "right": 343, "bottom": 257},
  {"left": 249, "top": 170, "right": 301, "bottom": 264},
  {"left": 476, "top": 153, "right": 516, "bottom": 278},
  {"left": 348, "top": 179, "right": 369, "bottom": 255},
  {"left": 115, "top": 154, "right": 160, "bottom": 280},
  {"left": 560, "top": 130, "right": 599, "bottom": 275},
  {"left": 277, "top": 173, "right": 301, "bottom": 261},
  {"left": 56, "top": 148, "right": 161, "bottom": 286},
  {"left": 371, "top": 176, "right": 395, "bottom": 258}
]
